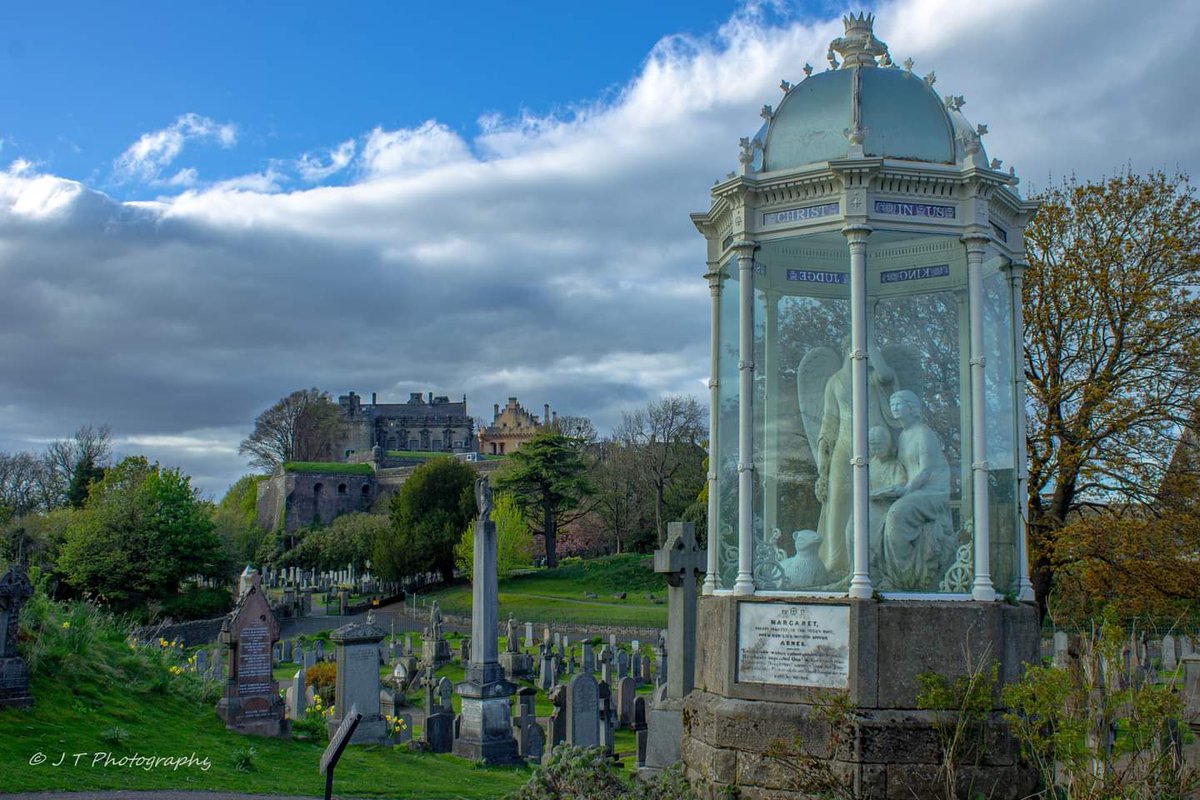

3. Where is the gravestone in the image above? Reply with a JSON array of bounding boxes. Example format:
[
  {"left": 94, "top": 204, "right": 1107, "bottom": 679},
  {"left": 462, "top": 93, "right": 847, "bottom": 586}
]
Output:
[
  {"left": 539, "top": 649, "right": 555, "bottom": 691},
  {"left": 424, "top": 675, "right": 455, "bottom": 753},
  {"left": 632, "top": 653, "right": 642, "bottom": 685},
  {"left": 215, "top": 576, "right": 287, "bottom": 736},
  {"left": 525, "top": 622, "right": 534, "bottom": 649},
  {"left": 512, "top": 687, "right": 545, "bottom": 761},
  {"left": 452, "top": 478, "right": 520, "bottom": 765},
  {"left": 582, "top": 645, "right": 595, "bottom": 674},
  {"left": 597, "top": 679, "right": 615, "bottom": 755},
  {"left": 1182, "top": 655, "right": 1200, "bottom": 730},
  {"left": 314, "top": 639, "right": 325, "bottom": 662},
  {"left": 0, "top": 565, "right": 34, "bottom": 708},
  {"left": 272, "top": 642, "right": 282, "bottom": 665},
  {"left": 287, "top": 669, "right": 307, "bottom": 720},
  {"left": 459, "top": 637, "right": 471, "bottom": 663},
  {"left": 1164, "top": 635, "right": 1178, "bottom": 672},
  {"left": 194, "top": 649, "right": 208, "bottom": 676},
  {"left": 615, "top": 676, "right": 636, "bottom": 728},
  {"left": 546, "top": 683, "right": 567, "bottom": 753},
  {"left": 609, "top": 633, "right": 617, "bottom": 648},
  {"left": 617, "top": 650, "right": 630, "bottom": 679},
  {"left": 640, "top": 656, "right": 652, "bottom": 685},
  {"left": 1182, "top": 635, "right": 1195, "bottom": 659},
  {"left": 304, "top": 645, "right": 316, "bottom": 670},
  {"left": 210, "top": 646, "right": 223, "bottom": 680},
  {"left": 328, "top": 619, "right": 387, "bottom": 744},
  {"left": 565, "top": 673, "right": 600, "bottom": 748},
  {"left": 282, "top": 638, "right": 293, "bottom": 663},
  {"left": 645, "top": 521, "right": 702, "bottom": 772},
  {"left": 1052, "top": 631, "right": 1069, "bottom": 669}
]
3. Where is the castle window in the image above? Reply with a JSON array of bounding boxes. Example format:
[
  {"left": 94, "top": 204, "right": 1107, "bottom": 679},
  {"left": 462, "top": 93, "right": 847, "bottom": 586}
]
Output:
[
  {"left": 362, "top": 484, "right": 371, "bottom": 497},
  {"left": 338, "top": 483, "right": 347, "bottom": 495}
]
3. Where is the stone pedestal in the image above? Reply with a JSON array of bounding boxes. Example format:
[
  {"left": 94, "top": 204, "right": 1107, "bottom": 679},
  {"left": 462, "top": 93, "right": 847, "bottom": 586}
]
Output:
[
  {"left": 499, "top": 651, "right": 532, "bottom": 681},
  {"left": 681, "top": 596, "right": 1039, "bottom": 800},
  {"left": 328, "top": 620, "right": 388, "bottom": 744}
]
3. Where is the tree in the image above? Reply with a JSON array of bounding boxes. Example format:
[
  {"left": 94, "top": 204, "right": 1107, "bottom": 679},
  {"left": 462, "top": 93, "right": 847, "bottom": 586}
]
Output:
[
  {"left": 493, "top": 431, "right": 592, "bottom": 568},
  {"left": 552, "top": 415, "right": 598, "bottom": 443},
  {"left": 591, "top": 439, "right": 651, "bottom": 554},
  {"left": 376, "top": 457, "right": 476, "bottom": 583},
  {"left": 57, "top": 457, "right": 227, "bottom": 614},
  {"left": 239, "top": 388, "right": 345, "bottom": 470},
  {"left": 454, "top": 492, "right": 534, "bottom": 579},
  {"left": 1023, "top": 171, "right": 1200, "bottom": 612},
  {"left": 212, "top": 475, "right": 269, "bottom": 568},
  {"left": 614, "top": 396, "right": 707, "bottom": 546},
  {"left": 283, "top": 512, "right": 384, "bottom": 573}
]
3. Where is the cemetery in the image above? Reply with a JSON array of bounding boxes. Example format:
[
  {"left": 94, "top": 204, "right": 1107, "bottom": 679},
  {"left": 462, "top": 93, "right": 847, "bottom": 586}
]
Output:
[{"left": 1, "top": 9, "right": 1199, "bottom": 800}]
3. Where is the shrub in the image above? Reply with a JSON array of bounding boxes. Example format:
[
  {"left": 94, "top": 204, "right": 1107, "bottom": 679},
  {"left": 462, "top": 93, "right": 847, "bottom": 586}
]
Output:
[
  {"left": 509, "top": 745, "right": 699, "bottom": 800},
  {"left": 305, "top": 661, "right": 336, "bottom": 703}
]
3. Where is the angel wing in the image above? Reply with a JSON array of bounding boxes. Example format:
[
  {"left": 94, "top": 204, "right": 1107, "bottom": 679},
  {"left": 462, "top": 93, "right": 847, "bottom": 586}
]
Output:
[{"left": 797, "top": 346, "right": 841, "bottom": 463}]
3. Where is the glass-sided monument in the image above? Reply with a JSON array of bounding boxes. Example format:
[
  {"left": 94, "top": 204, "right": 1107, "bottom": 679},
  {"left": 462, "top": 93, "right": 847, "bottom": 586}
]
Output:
[{"left": 685, "top": 14, "right": 1041, "bottom": 798}]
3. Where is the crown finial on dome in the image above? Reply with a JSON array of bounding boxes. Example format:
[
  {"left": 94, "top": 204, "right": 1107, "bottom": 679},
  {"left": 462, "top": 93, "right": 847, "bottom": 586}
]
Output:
[{"left": 830, "top": 11, "right": 889, "bottom": 68}]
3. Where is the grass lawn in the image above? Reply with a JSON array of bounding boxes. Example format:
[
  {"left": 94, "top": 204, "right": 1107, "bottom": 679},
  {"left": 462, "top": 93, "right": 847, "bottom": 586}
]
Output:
[
  {"left": 421, "top": 554, "right": 668, "bottom": 629},
  {"left": 0, "top": 671, "right": 529, "bottom": 798}
]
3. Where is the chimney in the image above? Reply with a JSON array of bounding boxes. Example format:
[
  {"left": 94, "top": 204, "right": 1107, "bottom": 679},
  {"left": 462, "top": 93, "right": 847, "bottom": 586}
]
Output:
[
  {"left": 494, "top": 403, "right": 500, "bottom": 418},
  {"left": 428, "top": 391, "right": 433, "bottom": 404},
  {"left": 371, "top": 392, "right": 377, "bottom": 405},
  {"left": 544, "top": 404, "right": 550, "bottom": 424}
]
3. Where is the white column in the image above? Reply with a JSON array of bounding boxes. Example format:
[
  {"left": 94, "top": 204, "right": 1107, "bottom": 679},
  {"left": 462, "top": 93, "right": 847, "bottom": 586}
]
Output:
[
  {"left": 763, "top": 291, "right": 780, "bottom": 538},
  {"left": 703, "top": 262, "right": 724, "bottom": 595},
  {"left": 965, "top": 235, "right": 996, "bottom": 601},
  {"left": 732, "top": 240, "right": 757, "bottom": 596},
  {"left": 1007, "top": 260, "right": 1036, "bottom": 602},
  {"left": 844, "top": 226, "right": 873, "bottom": 599}
]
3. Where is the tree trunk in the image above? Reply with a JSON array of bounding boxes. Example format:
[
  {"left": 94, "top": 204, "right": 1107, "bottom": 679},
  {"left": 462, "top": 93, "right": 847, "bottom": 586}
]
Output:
[
  {"left": 543, "top": 495, "right": 558, "bottom": 568},
  {"left": 655, "top": 483, "right": 665, "bottom": 547}
]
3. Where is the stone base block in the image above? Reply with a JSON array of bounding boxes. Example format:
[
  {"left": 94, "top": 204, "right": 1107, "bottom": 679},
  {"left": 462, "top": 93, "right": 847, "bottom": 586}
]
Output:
[{"left": 682, "top": 596, "right": 1040, "bottom": 800}]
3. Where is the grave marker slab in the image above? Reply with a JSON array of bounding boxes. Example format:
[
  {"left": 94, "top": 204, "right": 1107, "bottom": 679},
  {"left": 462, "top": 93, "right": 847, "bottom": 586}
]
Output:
[{"left": 215, "top": 577, "right": 287, "bottom": 736}]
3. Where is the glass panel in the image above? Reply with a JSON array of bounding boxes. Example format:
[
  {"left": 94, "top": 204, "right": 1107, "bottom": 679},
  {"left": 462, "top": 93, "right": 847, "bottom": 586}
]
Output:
[
  {"left": 715, "top": 259, "right": 740, "bottom": 590},
  {"left": 983, "top": 261, "right": 1017, "bottom": 595},
  {"left": 867, "top": 236, "right": 968, "bottom": 593},
  {"left": 753, "top": 236, "right": 850, "bottom": 591}
]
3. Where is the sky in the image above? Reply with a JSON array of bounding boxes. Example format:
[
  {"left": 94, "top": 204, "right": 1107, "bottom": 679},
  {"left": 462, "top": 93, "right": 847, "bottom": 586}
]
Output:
[{"left": 1, "top": 0, "right": 1197, "bottom": 499}]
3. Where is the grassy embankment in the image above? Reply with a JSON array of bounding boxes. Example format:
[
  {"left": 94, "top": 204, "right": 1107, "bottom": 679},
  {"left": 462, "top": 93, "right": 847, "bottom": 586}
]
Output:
[
  {"left": 0, "top": 589, "right": 527, "bottom": 798},
  {"left": 420, "top": 554, "right": 669, "bottom": 629}
]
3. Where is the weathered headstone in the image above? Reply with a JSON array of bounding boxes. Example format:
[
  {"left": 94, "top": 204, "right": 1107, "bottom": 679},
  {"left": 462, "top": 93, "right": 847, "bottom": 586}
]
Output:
[
  {"left": 459, "top": 637, "right": 471, "bottom": 663},
  {"left": 539, "top": 650, "right": 555, "bottom": 691},
  {"left": 616, "top": 676, "right": 636, "bottom": 729},
  {"left": 452, "top": 478, "right": 520, "bottom": 765},
  {"left": 287, "top": 669, "right": 307, "bottom": 720},
  {"left": 582, "top": 645, "right": 595, "bottom": 674},
  {"left": 424, "top": 674, "right": 455, "bottom": 753},
  {"left": 215, "top": 576, "right": 287, "bottom": 736},
  {"left": 547, "top": 683, "right": 567, "bottom": 752},
  {"left": 609, "top": 633, "right": 617, "bottom": 648},
  {"left": 1052, "top": 631, "right": 1069, "bottom": 669},
  {"left": 327, "top": 621, "right": 387, "bottom": 744},
  {"left": 645, "top": 521, "right": 703, "bottom": 772},
  {"left": 0, "top": 565, "right": 34, "bottom": 708},
  {"left": 304, "top": 644, "right": 316, "bottom": 670},
  {"left": 314, "top": 639, "right": 325, "bottom": 662},
  {"left": 1182, "top": 655, "right": 1200, "bottom": 730},
  {"left": 194, "top": 649, "right": 208, "bottom": 676},
  {"left": 1164, "top": 635, "right": 1178, "bottom": 672},
  {"left": 565, "top": 673, "right": 600, "bottom": 748},
  {"left": 632, "top": 653, "right": 642, "bottom": 686},
  {"left": 512, "top": 687, "right": 544, "bottom": 761},
  {"left": 500, "top": 614, "right": 532, "bottom": 680},
  {"left": 597, "top": 679, "right": 615, "bottom": 754},
  {"left": 282, "top": 638, "right": 293, "bottom": 663},
  {"left": 617, "top": 650, "right": 630, "bottom": 679},
  {"left": 524, "top": 622, "right": 534, "bottom": 649}
]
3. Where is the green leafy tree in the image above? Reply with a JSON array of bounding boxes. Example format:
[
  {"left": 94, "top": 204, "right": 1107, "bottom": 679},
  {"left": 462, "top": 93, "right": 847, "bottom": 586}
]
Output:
[
  {"left": 494, "top": 431, "right": 592, "bottom": 568},
  {"left": 283, "top": 512, "right": 384, "bottom": 573},
  {"left": 454, "top": 492, "right": 534, "bottom": 579},
  {"left": 212, "top": 475, "right": 269, "bottom": 568},
  {"left": 58, "top": 457, "right": 228, "bottom": 614},
  {"left": 376, "top": 457, "right": 476, "bottom": 583}
]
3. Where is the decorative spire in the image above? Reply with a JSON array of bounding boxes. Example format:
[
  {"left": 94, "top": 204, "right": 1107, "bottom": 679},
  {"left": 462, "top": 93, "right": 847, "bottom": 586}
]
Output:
[{"left": 829, "top": 12, "right": 890, "bottom": 69}]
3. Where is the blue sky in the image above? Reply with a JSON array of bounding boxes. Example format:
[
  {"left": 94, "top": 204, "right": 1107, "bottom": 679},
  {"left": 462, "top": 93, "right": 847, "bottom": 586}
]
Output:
[
  {"left": 2, "top": 1, "right": 754, "bottom": 195},
  {"left": 0, "top": 0, "right": 1197, "bottom": 498}
]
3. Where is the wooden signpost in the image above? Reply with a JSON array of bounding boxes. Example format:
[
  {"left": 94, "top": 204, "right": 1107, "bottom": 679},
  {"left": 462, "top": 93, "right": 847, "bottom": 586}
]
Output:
[{"left": 319, "top": 704, "right": 362, "bottom": 800}]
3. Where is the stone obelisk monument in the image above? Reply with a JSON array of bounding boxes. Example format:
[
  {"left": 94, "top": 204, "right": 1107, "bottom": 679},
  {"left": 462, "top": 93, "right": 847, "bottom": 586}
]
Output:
[{"left": 452, "top": 478, "right": 519, "bottom": 764}]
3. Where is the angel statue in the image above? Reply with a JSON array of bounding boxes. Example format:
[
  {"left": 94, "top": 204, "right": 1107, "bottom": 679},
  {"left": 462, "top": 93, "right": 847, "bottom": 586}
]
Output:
[
  {"left": 873, "top": 390, "right": 956, "bottom": 590},
  {"left": 797, "top": 337, "right": 907, "bottom": 576},
  {"left": 475, "top": 478, "right": 493, "bottom": 521}
]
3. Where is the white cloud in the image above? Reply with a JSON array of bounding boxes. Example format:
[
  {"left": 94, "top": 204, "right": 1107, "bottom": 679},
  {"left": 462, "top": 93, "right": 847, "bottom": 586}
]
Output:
[
  {"left": 297, "top": 138, "right": 357, "bottom": 182},
  {"left": 359, "top": 121, "right": 473, "bottom": 178},
  {"left": 2, "top": 0, "right": 1198, "bottom": 497},
  {"left": 114, "top": 112, "right": 237, "bottom": 183}
]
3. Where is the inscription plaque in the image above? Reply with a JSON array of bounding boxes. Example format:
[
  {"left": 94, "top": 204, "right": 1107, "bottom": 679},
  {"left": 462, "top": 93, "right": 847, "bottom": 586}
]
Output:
[
  {"left": 737, "top": 603, "right": 849, "bottom": 689},
  {"left": 238, "top": 624, "right": 272, "bottom": 696}
]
